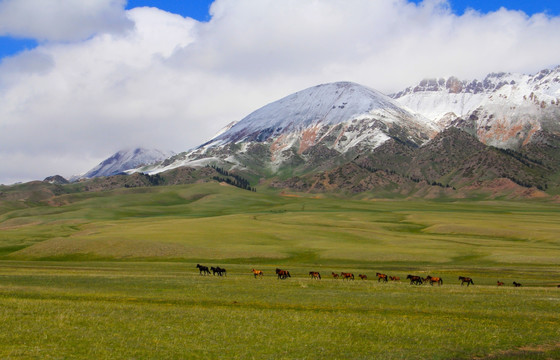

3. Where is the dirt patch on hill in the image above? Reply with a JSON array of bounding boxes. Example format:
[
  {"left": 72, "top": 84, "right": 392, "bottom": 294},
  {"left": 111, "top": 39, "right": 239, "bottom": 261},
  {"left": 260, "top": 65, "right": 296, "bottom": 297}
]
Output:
[{"left": 472, "top": 343, "right": 560, "bottom": 360}]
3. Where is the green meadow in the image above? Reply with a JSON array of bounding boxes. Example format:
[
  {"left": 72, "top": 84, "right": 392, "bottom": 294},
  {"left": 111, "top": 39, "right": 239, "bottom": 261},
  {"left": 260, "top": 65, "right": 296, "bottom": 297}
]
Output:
[{"left": 1, "top": 183, "right": 559, "bottom": 359}]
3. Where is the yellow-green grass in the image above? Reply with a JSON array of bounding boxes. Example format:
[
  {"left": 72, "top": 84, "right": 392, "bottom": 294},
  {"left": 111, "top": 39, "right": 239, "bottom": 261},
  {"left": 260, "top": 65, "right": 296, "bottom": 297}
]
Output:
[
  {"left": 2, "top": 184, "right": 559, "bottom": 269},
  {"left": 0, "top": 262, "right": 559, "bottom": 359},
  {"left": 1, "top": 183, "right": 560, "bottom": 358}
]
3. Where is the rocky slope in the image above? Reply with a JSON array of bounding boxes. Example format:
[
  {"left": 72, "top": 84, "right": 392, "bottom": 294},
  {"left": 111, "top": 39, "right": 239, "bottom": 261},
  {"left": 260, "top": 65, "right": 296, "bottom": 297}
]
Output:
[
  {"left": 142, "top": 82, "right": 438, "bottom": 177},
  {"left": 392, "top": 66, "right": 560, "bottom": 150}
]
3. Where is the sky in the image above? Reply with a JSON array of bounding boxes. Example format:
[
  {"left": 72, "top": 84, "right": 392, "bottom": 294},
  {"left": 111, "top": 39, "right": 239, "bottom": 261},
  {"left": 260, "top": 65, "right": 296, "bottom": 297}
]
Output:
[{"left": 1, "top": 0, "right": 560, "bottom": 184}]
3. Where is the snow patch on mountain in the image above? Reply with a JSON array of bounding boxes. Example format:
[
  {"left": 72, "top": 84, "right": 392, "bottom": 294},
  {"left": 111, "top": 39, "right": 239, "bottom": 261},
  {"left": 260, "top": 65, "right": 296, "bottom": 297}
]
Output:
[
  {"left": 141, "top": 82, "right": 437, "bottom": 176},
  {"left": 81, "top": 148, "right": 175, "bottom": 179},
  {"left": 393, "top": 66, "right": 560, "bottom": 149}
]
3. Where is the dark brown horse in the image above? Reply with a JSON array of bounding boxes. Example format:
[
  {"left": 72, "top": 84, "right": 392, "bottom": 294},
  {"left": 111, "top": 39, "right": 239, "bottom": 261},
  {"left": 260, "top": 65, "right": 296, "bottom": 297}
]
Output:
[
  {"left": 196, "top": 264, "right": 211, "bottom": 275},
  {"left": 513, "top": 281, "right": 522, "bottom": 287},
  {"left": 251, "top": 269, "right": 263, "bottom": 278},
  {"left": 376, "top": 273, "right": 388, "bottom": 283},
  {"left": 497, "top": 281, "right": 504, "bottom": 286},
  {"left": 426, "top": 275, "right": 443, "bottom": 286},
  {"left": 358, "top": 274, "right": 367, "bottom": 280},
  {"left": 341, "top": 272, "right": 354, "bottom": 281},
  {"left": 407, "top": 275, "right": 423, "bottom": 285},
  {"left": 331, "top": 272, "right": 340, "bottom": 279},
  {"left": 459, "top": 276, "right": 474, "bottom": 286},
  {"left": 276, "top": 268, "right": 291, "bottom": 280},
  {"left": 309, "top": 271, "right": 321, "bottom": 280}
]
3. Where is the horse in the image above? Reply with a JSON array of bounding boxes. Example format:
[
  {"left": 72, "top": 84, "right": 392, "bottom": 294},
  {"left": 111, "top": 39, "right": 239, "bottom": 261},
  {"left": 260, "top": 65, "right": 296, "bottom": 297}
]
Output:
[
  {"left": 497, "top": 281, "right": 504, "bottom": 286},
  {"left": 196, "top": 264, "right": 211, "bottom": 275},
  {"left": 358, "top": 274, "right": 367, "bottom": 280},
  {"left": 376, "top": 273, "right": 388, "bottom": 283},
  {"left": 341, "top": 272, "right": 354, "bottom": 281},
  {"left": 426, "top": 275, "right": 443, "bottom": 286},
  {"left": 218, "top": 267, "right": 227, "bottom": 276},
  {"left": 276, "top": 268, "right": 291, "bottom": 280},
  {"left": 251, "top": 269, "right": 263, "bottom": 278},
  {"left": 459, "top": 276, "right": 474, "bottom": 286},
  {"left": 389, "top": 276, "right": 400, "bottom": 282},
  {"left": 513, "top": 281, "right": 522, "bottom": 287},
  {"left": 309, "top": 271, "right": 321, "bottom": 280},
  {"left": 211, "top": 266, "right": 227, "bottom": 276},
  {"left": 331, "top": 272, "right": 340, "bottom": 279},
  {"left": 406, "top": 275, "right": 423, "bottom": 285}
]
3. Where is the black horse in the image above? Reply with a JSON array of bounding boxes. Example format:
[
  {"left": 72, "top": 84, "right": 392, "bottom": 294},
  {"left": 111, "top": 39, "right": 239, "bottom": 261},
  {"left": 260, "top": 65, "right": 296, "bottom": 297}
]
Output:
[
  {"left": 459, "top": 276, "right": 474, "bottom": 286},
  {"left": 196, "top": 264, "right": 211, "bottom": 275},
  {"left": 211, "top": 266, "right": 227, "bottom": 276},
  {"left": 513, "top": 281, "right": 522, "bottom": 287},
  {"left": 407, "top": 274, "right": 423, "bottom": 285}
]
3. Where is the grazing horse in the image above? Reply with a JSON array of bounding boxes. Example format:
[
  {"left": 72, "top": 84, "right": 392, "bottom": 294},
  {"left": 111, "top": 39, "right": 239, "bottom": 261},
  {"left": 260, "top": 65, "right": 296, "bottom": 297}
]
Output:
[
  {"left": 196, "top": 264, "right": 211, "bottom": 275},
  {"left": 276, "top": 268, "right": 291, "bottom": 280},
  {"left": 376, "top": 273, "right": 388, "bottom": 283},
  {"left": 497, "top": 281, "right": 504, "bottom": 286},
  {"left": 459, "top": 276, "right": 474, "bottom": 286},
  {"left": 211, "top": 266, "right": 227, "bottom": 276},
  {"left": 331, "top": 272, "right": 340, "bottom": 279},
  {"left": 407, "top": 275, "right": 423, "bottom": 285},
  {"left": 309, "top": 271, "right": 321, "bottom": 280},
  {"left": 341, "top": 272, "right": 354, "bottom": 281},
  {"left": 513, "top": 281, "right": 522, "bottom": 287},
  {"left": 251, "top": 269, "right": 263, "bottom": 278},
  {"left": 389, "top": 276, "right": 400, "bottom": 282},
  {"left": 358, "top": 274, "right": 367, "bottom": 280},
  {"left": 426, "top": 275, "right": 443, "bottom": 286}
]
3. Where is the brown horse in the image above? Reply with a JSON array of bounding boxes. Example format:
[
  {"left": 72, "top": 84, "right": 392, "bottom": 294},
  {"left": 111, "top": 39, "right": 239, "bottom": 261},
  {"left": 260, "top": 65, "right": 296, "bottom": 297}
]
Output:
[
  {"left": 331, "top": 272, "right": 340, "bottom": 279},
  {"left": 309, "top": 271, "right": 321, "bottom": 280},
  {"left": 407, "top": 275, "right": 423, "bottom": 285},
  {"left": 426, "top": 275, "right": 443, "bottom": 286},
  {"left": 341, "top": 272, "right": 354, "bottom": 281},
  {"left": 497, "top": 281, "right": 504, "bottom": 286},
  {"left": 276, "top": 268, "right": 291, "bottom": 280},
  {"left": 376, "top": 273, "right": 388, "bottom": 283},
  {"left": 459, "top": 276, "right": 474, "bottom": 286},
  {"left": 389, "top": 276, "right": 400, "bottom": 282},
  {"left": 358, "top": 274, "right": 367, "bottom": 280},
  {"left": 251, "top": 269, "right": 263, "bottom": 278},
  {"left": 513, "top": 281, "right": 522, "bottom": 287}
]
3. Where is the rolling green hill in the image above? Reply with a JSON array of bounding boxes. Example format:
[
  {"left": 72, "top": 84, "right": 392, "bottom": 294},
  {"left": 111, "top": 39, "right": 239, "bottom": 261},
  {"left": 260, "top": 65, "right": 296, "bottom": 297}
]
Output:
[{"left": 1, "top": 183, "right": 560, "bottom": 358}]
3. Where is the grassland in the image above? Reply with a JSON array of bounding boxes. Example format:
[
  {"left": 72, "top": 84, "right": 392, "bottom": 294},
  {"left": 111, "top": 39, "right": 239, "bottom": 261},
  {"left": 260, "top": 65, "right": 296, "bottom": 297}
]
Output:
[{"left": 1, "top": 183, "right": 559, "bottom": 359}]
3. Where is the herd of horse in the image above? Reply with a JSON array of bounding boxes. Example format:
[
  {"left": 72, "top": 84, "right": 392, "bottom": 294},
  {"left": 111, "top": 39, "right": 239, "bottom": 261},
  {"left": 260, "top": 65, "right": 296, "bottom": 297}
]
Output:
[{"left": 198, "top": 264, "right": 537, "bottom": 287}]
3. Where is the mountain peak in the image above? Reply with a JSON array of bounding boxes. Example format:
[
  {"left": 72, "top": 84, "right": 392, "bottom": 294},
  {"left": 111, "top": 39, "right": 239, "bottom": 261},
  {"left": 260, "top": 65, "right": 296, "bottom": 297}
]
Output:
[
  {"left": 81, "top": 147, "right": 175, "bottom": 179},
  {"left": 209, "top": 81, "right": 419, "bottom": 145}
]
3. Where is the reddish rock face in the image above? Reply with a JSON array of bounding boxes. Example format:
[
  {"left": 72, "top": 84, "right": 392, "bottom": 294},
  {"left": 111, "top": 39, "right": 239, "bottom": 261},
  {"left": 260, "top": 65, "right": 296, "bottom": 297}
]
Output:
[{"left": 446, "top": 77, "right": 463, "bottom": 94}]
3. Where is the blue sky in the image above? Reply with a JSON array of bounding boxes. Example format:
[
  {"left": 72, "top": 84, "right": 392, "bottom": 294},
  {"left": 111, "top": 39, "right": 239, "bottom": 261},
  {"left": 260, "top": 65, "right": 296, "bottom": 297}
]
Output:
[{"left": 1, "top": 0, "right": 559, "bottom": 59}]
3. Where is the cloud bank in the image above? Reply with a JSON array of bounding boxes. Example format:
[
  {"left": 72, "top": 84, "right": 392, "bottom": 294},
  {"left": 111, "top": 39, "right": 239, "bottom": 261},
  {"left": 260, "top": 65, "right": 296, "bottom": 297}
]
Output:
[{"left": 1, "top": 0, "right": 560, "bottom": 184}]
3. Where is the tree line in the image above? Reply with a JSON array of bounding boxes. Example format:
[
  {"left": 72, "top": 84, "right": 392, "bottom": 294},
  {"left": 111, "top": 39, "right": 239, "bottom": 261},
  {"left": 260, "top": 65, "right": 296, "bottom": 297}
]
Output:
[{"left": 209, "top": 165, "right": 256, "bottom": 192}]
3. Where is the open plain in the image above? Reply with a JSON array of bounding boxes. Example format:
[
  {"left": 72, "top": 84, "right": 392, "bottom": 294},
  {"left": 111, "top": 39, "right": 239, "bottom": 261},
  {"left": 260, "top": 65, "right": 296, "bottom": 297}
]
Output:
[{"left": 1, "top": 183, "right": 559, "bottom": 359}]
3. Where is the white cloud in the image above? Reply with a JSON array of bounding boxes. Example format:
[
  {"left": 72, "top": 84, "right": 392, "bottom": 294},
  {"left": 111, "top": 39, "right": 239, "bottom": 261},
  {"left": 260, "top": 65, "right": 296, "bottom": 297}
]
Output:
[
  {"left": 0, "top": 0, "right": 132, "bottom": 41},
  {"left": 1, "top": 0, "right": 560, "bottom": 184}
]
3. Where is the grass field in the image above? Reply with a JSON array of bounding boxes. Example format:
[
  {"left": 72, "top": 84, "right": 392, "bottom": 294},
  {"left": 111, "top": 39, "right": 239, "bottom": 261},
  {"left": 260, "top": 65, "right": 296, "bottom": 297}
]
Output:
[{"left": 1, "top": 183, "right": 559, "bottom": 359}]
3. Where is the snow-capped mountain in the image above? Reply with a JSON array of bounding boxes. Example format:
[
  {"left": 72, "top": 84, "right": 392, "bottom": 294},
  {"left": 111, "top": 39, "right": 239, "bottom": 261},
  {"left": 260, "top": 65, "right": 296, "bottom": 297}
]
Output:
[
  {"left": 392, "top": 67, "right": 560, "bottom": 149},
  {"left": 81, "top": 148, "right": 175, "bottom": 179},
  {"left": 144, "top": 82, "right": 438, "bottom": 176}
]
